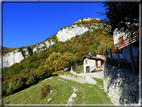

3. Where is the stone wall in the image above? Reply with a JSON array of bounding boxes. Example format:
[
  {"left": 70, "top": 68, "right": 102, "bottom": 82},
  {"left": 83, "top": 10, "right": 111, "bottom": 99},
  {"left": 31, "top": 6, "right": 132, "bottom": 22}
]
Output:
[
  {"left": 59, "top": 74, "right": 97, "bottom": 85},
  {"left": 103, "top": 62, "right": 140, "bottom": 105}
]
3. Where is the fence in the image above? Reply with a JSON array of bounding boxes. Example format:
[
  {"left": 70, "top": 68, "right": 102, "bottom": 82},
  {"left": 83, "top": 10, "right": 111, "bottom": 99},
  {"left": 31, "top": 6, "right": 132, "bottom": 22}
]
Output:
[
  {"left": 111, "top": 34, "right": 139, "bottom": 53},
  {"left": 104, "top": 34, "right": 139, "bottom": 75}
]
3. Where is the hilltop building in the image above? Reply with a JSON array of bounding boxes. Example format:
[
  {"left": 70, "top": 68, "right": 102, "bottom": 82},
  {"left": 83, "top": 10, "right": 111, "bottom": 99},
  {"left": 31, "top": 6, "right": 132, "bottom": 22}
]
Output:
[{"left": 82, "top": 54, "right": 104, "bottom": 73}]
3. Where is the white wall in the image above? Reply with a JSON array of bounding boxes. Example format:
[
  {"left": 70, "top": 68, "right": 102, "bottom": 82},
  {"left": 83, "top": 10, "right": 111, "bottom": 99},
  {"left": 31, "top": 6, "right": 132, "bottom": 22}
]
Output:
[
  {"left": 98, "top": 60, "right": 101, "bottom": 67},
  {"left": 89, "top": 59, "right": 96, "bottom": 72},
  {"left": 113, "top": 28, "right": 131, "bottom": 45},
  {"left": 96, "top": 54, "right": 105, "bottom": 60},
  {"left": 84, "top": 58, "right": 96, "bottom": 73}
]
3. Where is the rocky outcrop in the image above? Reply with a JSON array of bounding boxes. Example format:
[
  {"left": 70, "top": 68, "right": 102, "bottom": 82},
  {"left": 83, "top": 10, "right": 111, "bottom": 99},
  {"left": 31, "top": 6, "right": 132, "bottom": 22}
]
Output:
[
  {"left": 1, "top": 49, "right": 24, "bottom": 68},
  {"left": 33, "top": 40, "right": 54, "bottom": 54},
  {"left": 56, "top": 25, "right": 93, "bottom": 42},
  {"left": 74, "top": 17, "right": 100, "bottom": 23}
]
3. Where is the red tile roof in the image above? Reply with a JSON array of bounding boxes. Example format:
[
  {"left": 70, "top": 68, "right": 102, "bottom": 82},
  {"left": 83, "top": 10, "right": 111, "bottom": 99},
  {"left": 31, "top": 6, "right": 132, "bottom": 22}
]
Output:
[
  {"left": 89, "top": 56, "right": 103, "bottom": 60},
  {"left": 82, "top": 55, "right": 104, "bottom": 61}
]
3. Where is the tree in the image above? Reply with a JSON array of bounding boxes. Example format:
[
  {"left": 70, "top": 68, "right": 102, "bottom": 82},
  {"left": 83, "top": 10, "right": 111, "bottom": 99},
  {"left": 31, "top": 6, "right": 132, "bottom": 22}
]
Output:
[
  {"left": 45, "top": 52, "right": 61, "bottom": 71},
  {"left": 64, "top": 52, "right": 76, "bottom": 65},
  {"left": 97, "top": 42, "right": 108, "bottom": 55},
  {"left": 55, "top": 55, "right": 69, "bottom": 71},
  {"left": 101, "top": 2, "right": 139, "bottom": 35}
]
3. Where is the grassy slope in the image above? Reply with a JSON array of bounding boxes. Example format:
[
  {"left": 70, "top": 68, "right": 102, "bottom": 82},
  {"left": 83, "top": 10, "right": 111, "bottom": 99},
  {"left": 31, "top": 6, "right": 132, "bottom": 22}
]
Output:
[
  {"left": 3, "top": 76, "right": 73, "bottom": 104},
  {"left": 1, "top": 46, "right": 16, "bottom": 55},
  {"left": 3, "top": 71, "right": 112, "bottom": 105}
]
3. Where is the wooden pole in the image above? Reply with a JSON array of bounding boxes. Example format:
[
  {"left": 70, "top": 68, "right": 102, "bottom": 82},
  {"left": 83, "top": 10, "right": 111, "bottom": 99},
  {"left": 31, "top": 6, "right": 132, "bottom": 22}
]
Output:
[
  {"left": 116, "top": 47, "right": 120, "bottom": 68},
  {"left": 110, "top": 48, "right": 113, "bottom": 61},
  {"left": 129, "top": 44, "right": 136, "bottom": 75}
]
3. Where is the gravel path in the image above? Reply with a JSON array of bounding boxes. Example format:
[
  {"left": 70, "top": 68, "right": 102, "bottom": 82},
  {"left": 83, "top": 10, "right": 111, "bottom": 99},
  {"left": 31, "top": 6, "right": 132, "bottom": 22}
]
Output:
[
  {"left": 59, "top": 74, "right": 97, "bottom": 85},
  {"left": 78, "top": 71, "right": 104, "bottom": 79},
  {"left": 70, "top": 70, "right": 104, "bottom": 79}
]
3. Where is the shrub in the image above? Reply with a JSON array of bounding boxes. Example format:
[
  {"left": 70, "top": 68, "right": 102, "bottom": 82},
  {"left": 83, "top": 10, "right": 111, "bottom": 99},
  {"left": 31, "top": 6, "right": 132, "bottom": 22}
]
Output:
[
  {"left": 38, "top": 84, "right": 53, "bottom": 101},
  {"left": 25, "top": 74, "right": 36, "bottom": 86},
  {"left": 7, "top": 77, "right": 24, "bottom": 95},
  {"left": 36, "top": 65, "right": 52, "bottom": 79}
]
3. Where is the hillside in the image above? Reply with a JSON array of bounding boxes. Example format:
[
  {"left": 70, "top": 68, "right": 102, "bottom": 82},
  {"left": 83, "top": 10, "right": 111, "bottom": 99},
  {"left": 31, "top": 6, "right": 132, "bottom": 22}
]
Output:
[
  {"left": 2, "top": 17, "right": 114, "bottom": 98},
  {"left": 3, "top": 71, "right": 112, "bottom": 104},
  {"left": 0, "top": 46, "right": 16, "bottom": 55}
]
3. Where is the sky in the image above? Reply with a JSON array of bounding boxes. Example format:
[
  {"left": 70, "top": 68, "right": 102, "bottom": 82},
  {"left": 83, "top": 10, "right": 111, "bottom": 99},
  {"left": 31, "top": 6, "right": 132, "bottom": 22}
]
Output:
[{"left": 2, "top": 1, "right": 107, "bottom": 48}]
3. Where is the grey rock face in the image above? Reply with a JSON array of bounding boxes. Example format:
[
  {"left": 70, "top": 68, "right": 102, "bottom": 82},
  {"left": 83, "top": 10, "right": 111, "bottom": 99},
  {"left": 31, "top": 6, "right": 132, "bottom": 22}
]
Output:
[{"left": 103, "top": 62, "right": 139, "bottom": 105}]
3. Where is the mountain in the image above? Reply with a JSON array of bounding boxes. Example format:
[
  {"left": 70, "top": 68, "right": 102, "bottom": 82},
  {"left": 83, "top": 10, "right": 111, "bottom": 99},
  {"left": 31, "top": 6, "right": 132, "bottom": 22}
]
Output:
[
  {"left": 2, "top": 17, "right": 114, "bottom": 97},
  {"left": 1, "top": 17, "right": 111, "bottom": 69}
]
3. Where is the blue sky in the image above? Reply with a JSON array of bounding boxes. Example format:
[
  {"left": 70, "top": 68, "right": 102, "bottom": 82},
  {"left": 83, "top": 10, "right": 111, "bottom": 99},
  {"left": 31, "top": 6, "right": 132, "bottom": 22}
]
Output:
[{"left": 3, "top": 2, "right": 107, "bottom": 48}]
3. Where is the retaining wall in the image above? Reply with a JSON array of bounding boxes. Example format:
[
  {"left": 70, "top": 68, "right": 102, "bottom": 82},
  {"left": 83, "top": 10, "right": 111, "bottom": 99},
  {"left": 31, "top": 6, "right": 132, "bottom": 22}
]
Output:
[{"left": 103, "top": 62, "right": 140, "bottom": 105}]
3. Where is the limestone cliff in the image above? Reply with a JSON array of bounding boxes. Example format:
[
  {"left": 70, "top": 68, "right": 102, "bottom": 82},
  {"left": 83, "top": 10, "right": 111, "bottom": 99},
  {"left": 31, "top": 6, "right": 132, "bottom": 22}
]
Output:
[
  {"left": 1, "top": 17, "right": 110, "bottom": 69},
  {"left": 56, "top": 25, "right": 93, "bottom": 42}
]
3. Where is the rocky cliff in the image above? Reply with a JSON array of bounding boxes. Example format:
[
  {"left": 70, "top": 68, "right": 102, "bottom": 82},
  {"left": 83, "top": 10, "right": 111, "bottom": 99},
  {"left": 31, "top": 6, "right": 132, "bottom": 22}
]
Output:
[
  {"left": 56, "top": 25, "right": 93, "bottom": 42},
  {"left": 1, "top": 17, "right": 111, "bottom": 69}
]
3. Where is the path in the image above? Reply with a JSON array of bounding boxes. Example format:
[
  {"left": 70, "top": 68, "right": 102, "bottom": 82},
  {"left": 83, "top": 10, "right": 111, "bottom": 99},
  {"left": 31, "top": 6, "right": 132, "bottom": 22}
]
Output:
[{"left": 70, "top": 69, "right": 104, "bottom": 79}]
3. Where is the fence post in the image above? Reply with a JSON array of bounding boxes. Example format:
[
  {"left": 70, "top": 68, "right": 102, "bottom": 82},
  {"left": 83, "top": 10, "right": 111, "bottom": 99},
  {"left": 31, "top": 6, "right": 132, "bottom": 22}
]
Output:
[
  {"left": 110, "top": 48, "right": 113, "bottom": 61},
  {"left": 129, "top": 44, "right": 136, "bottom": 75},
  {"left": 105, "top": 49, "right": 108, "bottom": 60},
  {"left": 116, "top": 47, "right": 120, "bottom": 68}
]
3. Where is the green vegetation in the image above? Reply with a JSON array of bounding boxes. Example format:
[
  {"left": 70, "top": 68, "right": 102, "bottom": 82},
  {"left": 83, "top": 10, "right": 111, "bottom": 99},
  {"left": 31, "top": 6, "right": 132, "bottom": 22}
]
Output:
[
  {"left": 51, "top": 70, "right": 62, "bottom": 76},
  {"left": 2, "top": 20, "right": 113, "bottom": 98},
  {"left": 3, "top": 77, "right": 73, "bottom": 104},
  {"left": 64, "top": 71, "right": 75, "bottom": 76},
  {"left": 76, "top": 65, "right": 84, "bottom": 73},
  {"left": 1, "top": 46, "right": 16, "bottom": 55},
  {"left": 73, "top": 77, "right": 110, "bottom": 104},
  {"left": 38, "top": 84, "right": 53, "bottom": 101},
  {"left": 3, "top": 76, "right": 112, "bottom": 104}
]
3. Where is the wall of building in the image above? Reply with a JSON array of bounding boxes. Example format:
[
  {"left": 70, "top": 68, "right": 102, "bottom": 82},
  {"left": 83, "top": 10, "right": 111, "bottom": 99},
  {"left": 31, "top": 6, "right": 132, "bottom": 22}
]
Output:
[
  {"left": 96, "top": 54, "right": 105, "bottom": 60},
  {"left": 84, "top": 58, "right": 88, "bottom": 73},
  {"left": 89, "top": 59, "right": 96, "bottom": 72},
  {"left": 113, "top": 28, "right": 130, "bottom": 45},
  {"left": 83, "top": 58, "right": 96, "bottom": 73},
  {"left": 104, "top": 62, "right": 140, "bottom": 105}
]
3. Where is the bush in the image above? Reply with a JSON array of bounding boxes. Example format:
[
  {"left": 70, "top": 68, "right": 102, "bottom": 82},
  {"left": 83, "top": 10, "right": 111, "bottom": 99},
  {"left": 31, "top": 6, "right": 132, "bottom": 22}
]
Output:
[
  {"left": 38, "top": 84, "right": 53, "bottom": 101},
  {"left": 7, "top": 77, "right": 24, "bottom": 95},
  {"left": 25, "top": 74, "right": 36, "bottom": 86},
  {"left": 36, "top": 65, "right": 52, "bottom": 79}
]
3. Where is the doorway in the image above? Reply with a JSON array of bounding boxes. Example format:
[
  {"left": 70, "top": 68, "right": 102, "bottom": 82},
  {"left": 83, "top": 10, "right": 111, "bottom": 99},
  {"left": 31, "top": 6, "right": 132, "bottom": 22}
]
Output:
[{"left": 86, "top": 66, "right": 90, "bottom": 73}]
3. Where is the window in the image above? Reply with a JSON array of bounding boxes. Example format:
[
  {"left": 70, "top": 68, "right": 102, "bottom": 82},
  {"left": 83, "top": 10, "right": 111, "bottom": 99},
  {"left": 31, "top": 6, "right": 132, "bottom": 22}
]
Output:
[{"left": 85, "top": 60, "right": 87, "bottom": 64}]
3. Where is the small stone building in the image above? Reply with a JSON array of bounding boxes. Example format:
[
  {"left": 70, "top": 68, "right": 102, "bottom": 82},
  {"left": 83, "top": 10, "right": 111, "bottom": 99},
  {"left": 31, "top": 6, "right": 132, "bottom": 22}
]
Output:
[{"left": 83, "top": 56, "right": 104, "bottom": 73}]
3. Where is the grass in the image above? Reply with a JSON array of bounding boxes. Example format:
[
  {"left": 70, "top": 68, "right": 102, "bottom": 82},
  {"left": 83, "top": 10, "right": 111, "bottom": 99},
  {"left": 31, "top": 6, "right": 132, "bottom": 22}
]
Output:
[
  {"left": 51, "top": 70, "right": 62, "bottom": 76},
  {"left": 3, "top": 71, "right": 112, "bottom": 105},
  {"left": 64, "top": 71, "right": 75, "bottom": 76},
  {"left": 76, "top": 65, "right": 84, "bottom": 73},
  {"left": 3, "top": 76, "right": 73, "bottom": 104}
]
